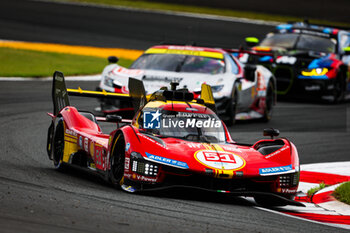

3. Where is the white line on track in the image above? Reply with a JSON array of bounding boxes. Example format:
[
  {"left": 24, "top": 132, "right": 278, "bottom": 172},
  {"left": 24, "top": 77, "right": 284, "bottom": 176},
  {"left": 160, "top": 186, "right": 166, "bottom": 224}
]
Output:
[
  {"left": 254, "top": 206, "right": 350, "bottom": 230},
  {"left": 31, "top": 0, "right": 280, "bottom": 26}
]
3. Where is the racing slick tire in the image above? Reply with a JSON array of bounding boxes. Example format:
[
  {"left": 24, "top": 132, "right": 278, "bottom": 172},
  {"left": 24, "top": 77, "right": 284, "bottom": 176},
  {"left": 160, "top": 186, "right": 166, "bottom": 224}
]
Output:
[
  {"left": 109, "top": 134, "right": 126, "bottom": 188},
  {"left": 331, "top": 71, "right": 346, "bottom": 104},
  {"left": 47, "top": 122, "right": 54, "bottom": 159},
  {"left": 262, "top": 81, "right": 275, "bottom": 122},
  {"left": 52, "top": 118, "right": 66, "bottom": 171},
  {"left": 226, "top": 86, "right": 238, "bottom": 126}
]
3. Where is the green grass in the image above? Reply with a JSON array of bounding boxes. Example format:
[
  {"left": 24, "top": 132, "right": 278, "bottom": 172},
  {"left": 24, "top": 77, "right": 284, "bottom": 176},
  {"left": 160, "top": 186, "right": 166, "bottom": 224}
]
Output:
[
  {"left": 0, "top": 47, "right": 133, "bottom": 77},
  {"left": 307, "top": 183, "right": 328, "bottom": 196},
  {"left": 57, "top": 0, "right": 350, "bottom": 27},
  {"left": 334, "top": 182, "right": 350, "bottom": 205}
]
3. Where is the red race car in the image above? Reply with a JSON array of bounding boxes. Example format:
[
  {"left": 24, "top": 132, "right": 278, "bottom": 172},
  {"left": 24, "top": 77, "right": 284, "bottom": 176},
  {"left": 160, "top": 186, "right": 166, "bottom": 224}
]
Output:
[{"left": 47, "top": 71, "right": 302, "bottom": 207}]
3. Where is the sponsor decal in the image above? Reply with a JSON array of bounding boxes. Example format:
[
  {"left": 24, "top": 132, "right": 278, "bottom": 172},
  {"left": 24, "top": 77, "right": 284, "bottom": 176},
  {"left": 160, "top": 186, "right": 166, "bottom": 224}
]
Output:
[
  {"left": 281, "top": 188, "right": 297, "bottom": 194},
  {"left": 113, "top": 67, "right": 143, "bottom": 76},
  {"left": 84, "top": 138, "right": 89, "bottom": 152},
  {"left": 124, "top": 157, "right": 130, "bottom": 170},
  {"left": 276, "top": 56, "right": 297, "bottom": 65},
  {"left": 95, "top": 150, "right": 102, "bottom": 166},
  {"left": 145, "top": 152, "right": 189, "bottom": 169},
  {"left": 187, "top": 143, "right": 203, "bottom": 149},
  {"left": 145, "top": 47, "right": 224, "bottom": 59},
  {"left": 194, "top": 150, "right": 246, "bottom": 170},
  {"left": 90, "top": 142, "right": 94, "bottom": 157},
  {"left": 125, "top": 143, "right": 130, "bottom": 152},
  {"left": 125, "top": 173, "right": 157, "bottom": 182},
  {"left": 65, "top": 129, "right": 77, "bottom": 137},
  {"left": 265, "top": 145, "right": 289, "bottom": 159},
  {"left": 186, "top": 107, "right": 198, "bottom": 111},
  {"left": 259, "top": 164, "right": 293, "bottom": 175},
  {"left": 136, "top": 175, "right": 157, "bottom": 182},
  {"left": 221, "top": 145, "right": 242, "bottom": 153}
]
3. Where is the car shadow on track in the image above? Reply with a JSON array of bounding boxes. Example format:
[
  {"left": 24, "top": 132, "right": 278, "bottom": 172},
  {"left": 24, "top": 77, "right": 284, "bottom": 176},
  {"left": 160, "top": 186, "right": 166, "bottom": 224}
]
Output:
[{"left": 43, "top": 165, "right": 255, "bottom": 207}]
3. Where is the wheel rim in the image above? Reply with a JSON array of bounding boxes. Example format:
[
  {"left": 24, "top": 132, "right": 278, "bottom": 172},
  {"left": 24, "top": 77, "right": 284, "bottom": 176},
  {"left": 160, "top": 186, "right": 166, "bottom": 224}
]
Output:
[{"left": 111, "top": 153, "right": 124, "bottom": 182}]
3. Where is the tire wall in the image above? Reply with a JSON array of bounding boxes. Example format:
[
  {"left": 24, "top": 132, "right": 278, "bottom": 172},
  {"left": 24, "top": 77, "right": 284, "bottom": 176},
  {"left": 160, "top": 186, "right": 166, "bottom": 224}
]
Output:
[{"left": 145, "top": 0, "right": 350, "bottom": 23}]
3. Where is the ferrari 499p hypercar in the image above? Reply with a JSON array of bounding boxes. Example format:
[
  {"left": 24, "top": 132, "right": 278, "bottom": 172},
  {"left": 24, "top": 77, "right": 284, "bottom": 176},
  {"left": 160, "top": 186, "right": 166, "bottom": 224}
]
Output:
[
  {"left": 98, "top": 45, "right": 276, "bottom": 125},
  {"left": 47, "top": 71, "right": 302, "bottom": 207},
  {"left": 240, "top": 21, "right": 350, "bottom": 103}
]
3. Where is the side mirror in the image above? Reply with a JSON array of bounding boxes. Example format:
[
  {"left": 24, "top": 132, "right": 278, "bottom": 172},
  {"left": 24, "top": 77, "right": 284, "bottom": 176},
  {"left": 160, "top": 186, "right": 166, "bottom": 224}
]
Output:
[
  {"left": 343, "top": 47, "right": 350, "bottom": 55},
  {"left": 245, "top": 37, "right": 259, "bottom": 47},
  {"left": 106, "top": 114, "right": 122, "bottom": 123},
  {"left": 244, "top": 64, "right": 257, "bottom": 82},
  {"left": 263, "top": 128, "right": 280, "bottom": 139},
  {"left": 108, "top": 56, "right": 119, "bottom": 63}
]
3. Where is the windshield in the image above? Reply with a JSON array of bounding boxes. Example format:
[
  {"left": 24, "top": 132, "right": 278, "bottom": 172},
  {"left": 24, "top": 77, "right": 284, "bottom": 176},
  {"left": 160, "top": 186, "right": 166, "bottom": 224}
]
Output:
[
  {"left": 130, "top": 54, "right": 225, "bottom": 74},
  {"left": 139, "top": 109, "right": 226, "bottom": 143},
  {"left": 260, "top": 33, "right": 336, "bottom": 53}
]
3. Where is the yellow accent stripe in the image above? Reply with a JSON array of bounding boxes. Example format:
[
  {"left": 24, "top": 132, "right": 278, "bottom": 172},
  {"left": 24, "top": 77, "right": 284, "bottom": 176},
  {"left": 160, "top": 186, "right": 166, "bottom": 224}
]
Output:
[
  {"left": 212, "top": 144, "right": 225, "bottom": 151},
  {"left": 0, "top": 40, "right": 143, "bottom": 60},
  {"left": 65, "top": 134, "right": 77, "bottom": 140},
  {"left": 65, "top": 138, "right": 76, "bottom": 144},
  {"left": 67, "top": 88, "right": 130, "bottom": 98},
  {"left": 145, "top": 48, "right": 224, "bottom": 59}
]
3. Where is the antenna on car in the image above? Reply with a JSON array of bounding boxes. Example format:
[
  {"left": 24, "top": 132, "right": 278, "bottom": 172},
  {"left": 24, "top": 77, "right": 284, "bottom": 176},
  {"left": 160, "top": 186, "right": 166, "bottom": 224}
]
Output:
[{"left": 170, "top": 80, "right": 179, "bottom": 91}]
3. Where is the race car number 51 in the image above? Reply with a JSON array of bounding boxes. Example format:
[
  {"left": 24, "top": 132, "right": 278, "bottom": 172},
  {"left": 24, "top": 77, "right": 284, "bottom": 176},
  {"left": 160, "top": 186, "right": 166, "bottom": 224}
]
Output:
[
  {"left": 203, "top": 152, "right": 236, "bottom": 163},
  {"left": 195, "top": 150, "right": 246, "bottom": 170}
]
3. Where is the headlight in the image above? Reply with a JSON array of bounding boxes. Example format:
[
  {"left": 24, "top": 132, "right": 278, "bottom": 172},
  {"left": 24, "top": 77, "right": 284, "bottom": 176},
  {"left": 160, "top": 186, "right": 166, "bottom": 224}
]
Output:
[
  {"left": 301, "top": 68, "right": 328, "bottom": 76},
  {"left": 211, "top": 85, "right": 224, "bottom": 93},
  {"left": 130, "top": 152, "right": 159, "bottom": 177},
  {"left": 104, "top": 76, "right": 113, "bottom": 87}
]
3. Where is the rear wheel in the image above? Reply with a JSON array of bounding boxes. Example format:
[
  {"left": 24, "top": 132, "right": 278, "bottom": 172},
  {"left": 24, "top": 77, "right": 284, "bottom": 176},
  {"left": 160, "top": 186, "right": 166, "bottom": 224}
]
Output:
[
  {"left": 226, "top": 86, "right": 238, "bottom": 126},
  {"left": 52, "top": 118, "right": 66, "bottom": 170},
  {"left": 109, "top": 134, "right": 126, "bottom": 187},
  {"left": 262, "top": 81, "right": 275, "bottom": 122}
]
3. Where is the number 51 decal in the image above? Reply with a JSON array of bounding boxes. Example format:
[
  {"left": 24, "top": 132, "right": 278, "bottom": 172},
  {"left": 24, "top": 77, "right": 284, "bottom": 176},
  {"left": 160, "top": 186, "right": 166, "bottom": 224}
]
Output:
[
  {"left": 195, "top": 150, "right": 246, "bottom": 170},
  {"left": 203, "top": 152, "right": 236, "bottom": 163}
]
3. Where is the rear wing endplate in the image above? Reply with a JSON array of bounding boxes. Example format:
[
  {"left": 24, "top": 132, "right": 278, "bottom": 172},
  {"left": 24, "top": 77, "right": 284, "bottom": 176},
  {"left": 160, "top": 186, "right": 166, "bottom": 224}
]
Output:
[{"left": 52, "top": 71, "right": 70, "bottom": 115}]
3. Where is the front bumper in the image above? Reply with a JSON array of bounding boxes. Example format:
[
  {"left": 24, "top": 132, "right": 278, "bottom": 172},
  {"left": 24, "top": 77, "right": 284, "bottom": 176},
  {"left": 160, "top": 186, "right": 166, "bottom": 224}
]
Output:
[
  {"left": 123, "top": 161, "right": 300, "bottom": 205},
  {"left": 272, "top": 65, "right": 336, "bottom": 98}
]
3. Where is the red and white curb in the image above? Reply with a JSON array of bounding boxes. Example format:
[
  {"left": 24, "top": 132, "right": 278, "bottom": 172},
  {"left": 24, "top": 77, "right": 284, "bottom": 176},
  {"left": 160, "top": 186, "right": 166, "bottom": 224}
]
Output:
[{"left": 261, "top": 161, "right": 350, "bottom": 230}]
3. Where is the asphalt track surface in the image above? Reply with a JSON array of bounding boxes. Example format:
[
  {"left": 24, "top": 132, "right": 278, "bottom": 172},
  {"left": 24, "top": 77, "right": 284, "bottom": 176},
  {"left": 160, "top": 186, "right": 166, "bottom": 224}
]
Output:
[{"left": 0, "top": 0, "right": 350, "bottom": 232}]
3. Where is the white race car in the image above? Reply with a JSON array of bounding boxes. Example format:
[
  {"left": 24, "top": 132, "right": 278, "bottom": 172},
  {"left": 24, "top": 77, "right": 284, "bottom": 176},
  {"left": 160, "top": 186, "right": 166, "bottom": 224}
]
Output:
[{"left": 98, "top": 45, "right": 276, "bottom": 125}]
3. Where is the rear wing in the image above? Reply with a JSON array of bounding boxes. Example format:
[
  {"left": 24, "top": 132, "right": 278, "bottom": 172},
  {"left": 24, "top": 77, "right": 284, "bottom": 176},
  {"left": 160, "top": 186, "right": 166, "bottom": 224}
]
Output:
[
  {"left": 51, "top": 71, "right": 217, "bottom": 115},
  {"left": 51, "top": 71, "right": 131, "bottom": 116}
]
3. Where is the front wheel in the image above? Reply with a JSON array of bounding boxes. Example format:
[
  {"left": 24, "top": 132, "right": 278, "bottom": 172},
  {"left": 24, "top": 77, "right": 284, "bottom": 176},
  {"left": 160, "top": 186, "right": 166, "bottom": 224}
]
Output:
[
  {"left": 109, "top": 134, "right": 126, "bottom": 187},
  {"left": 331, "top": 72, "right": 346, "bottom": 104}
]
